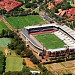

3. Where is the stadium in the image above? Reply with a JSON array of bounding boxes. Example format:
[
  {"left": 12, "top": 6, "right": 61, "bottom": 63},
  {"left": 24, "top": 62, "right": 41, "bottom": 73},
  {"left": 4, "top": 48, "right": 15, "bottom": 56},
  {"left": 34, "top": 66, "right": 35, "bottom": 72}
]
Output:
[{"left": 20, "top": 23, "right": 75, "bottom": 57}]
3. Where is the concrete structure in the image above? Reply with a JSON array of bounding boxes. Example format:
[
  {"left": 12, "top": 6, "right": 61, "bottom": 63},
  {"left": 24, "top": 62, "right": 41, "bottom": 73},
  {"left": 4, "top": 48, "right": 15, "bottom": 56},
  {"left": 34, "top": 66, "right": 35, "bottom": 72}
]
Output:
[{"left": 20, "top": 23, "right": 75, "bottom": 56}]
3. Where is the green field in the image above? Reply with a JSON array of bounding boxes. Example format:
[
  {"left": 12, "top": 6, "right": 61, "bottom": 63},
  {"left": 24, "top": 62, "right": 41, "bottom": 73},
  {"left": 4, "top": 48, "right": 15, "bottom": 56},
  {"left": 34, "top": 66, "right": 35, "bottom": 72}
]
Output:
[
  {"left": 5, "top": 57, "right": 23, "bottom": 72},
  {"left": 6, "top": 15, "right": 46, "bottom": 29},
  {"left": 0, "top": 21, "right": 9, "bottom": 32},
  {"left": 35, "top": 34, "right": 65, "bottom": 49},
  {"left": 0, "top": 38, "right": 10, "bottom": 47}
]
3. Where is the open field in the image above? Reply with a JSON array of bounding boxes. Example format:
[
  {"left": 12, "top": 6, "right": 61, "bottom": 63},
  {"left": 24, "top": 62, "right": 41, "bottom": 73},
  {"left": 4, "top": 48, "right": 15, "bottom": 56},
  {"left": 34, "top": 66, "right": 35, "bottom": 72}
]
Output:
[
  {"left": 6, "top": 15, "right": 46, "bottom": 29},
  {"left": 44, "top": 60, "right": 75, "bottom": 75},
  {"left": 35, "top": 33, "right": 65, "bottom": 49},
  {"left": 24, "top": 58, "right": 39, "bottom": 70},
  {"left": 0, "top": 21, "right": 9, "bottom": 32},
  {"left": 5, "top": 57, "right": 23, "bottom": 72},
  {"left": 0, "top": 47, "right": 7, "bottom": 55},
  {"left": 0, "top": 38, "right": 10, "bottom": 47}
]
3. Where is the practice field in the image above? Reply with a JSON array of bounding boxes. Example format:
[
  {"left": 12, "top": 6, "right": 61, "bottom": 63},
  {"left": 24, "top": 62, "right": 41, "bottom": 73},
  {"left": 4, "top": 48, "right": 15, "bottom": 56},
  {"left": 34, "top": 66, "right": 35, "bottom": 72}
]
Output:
[
  {"left": 0, "top": 21, "right": 9, "bottom": 32},
  {"left": 6, "top": 15, "right": 46, "bottom": 29},
  {"left": 35, "top": 34, "right": 65, "bottom": 49},
  {"left": 0, "top": 38, "right": 10, "bottom": 47},
  {"left": 5, "top": 57, "right": 23, "bottom": 72}
]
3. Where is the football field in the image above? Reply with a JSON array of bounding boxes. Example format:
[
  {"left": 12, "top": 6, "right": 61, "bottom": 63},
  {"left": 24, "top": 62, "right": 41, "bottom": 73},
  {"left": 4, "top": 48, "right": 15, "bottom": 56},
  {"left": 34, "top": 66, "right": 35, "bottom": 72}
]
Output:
[
  {"left": 35, "top": 34, "right": 65, "bottom": 49},
  {"left": 6, "top": 15, "right": 46, "bottom": 29},
  {"left": 5, "top": 57, "right": 23, "bottom": 72},
  {"left": 0, "top": 21, "right": 9, "bottom": 32}
]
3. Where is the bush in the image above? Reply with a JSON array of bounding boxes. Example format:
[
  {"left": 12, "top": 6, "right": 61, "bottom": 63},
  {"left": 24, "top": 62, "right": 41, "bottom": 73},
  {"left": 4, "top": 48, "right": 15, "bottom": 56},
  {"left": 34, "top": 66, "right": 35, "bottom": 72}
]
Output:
[
  {"left": 22, "top": 59, "right": 26, "bottom": 66},
  {"left": 25, "top": 50, "right": 33, "bottom": 58},
  {"left": 25, "top": 3, "right": 37, "bottom": 8},
  {"left": 15, "top": 49, "right": 21, "bottom": 55},
  {"left": 30, "top": 55, "right": 39, "bottom": 64}
]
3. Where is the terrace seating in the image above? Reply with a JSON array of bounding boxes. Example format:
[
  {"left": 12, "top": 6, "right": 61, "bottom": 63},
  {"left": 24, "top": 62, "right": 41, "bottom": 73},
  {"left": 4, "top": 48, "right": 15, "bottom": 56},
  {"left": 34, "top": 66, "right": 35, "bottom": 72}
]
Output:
[
  {"left": 54, "top": 29, "right": 75, "bottom": 47},
  {"left": 27, "top": 26, "right": 57, "bottom": 34},
  {"left": 60, "top": 25, "right": 75, "bottom": 40}
]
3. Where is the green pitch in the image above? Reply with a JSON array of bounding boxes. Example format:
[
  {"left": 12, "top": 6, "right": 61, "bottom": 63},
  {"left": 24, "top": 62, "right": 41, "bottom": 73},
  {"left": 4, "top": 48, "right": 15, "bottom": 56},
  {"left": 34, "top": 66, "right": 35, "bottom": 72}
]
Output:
[
  {"left": 35, "top": 34, "right": 65, "bottom": 49},
  {"left": 0, "top": 38, "right": 10, "bottom": 47},
  {"left": 6, "top": 15, "right": 46, "bottom": 29},
  {"left": 5, "top": 57, "right": 23, "bottom": 72},
  {"left": 0, "top": 21, "right": 9, "bottom": 32}
]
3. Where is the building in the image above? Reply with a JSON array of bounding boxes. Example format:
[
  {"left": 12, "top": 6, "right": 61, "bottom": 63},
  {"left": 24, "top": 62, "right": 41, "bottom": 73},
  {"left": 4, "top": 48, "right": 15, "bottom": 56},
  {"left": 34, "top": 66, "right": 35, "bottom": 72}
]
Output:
[
  {"left": 0, "top": 0, "right": 22, "bottom": 12},
  {"left": 54, "top": 0, "right": 63, "bottom": 5},
  {"left": 20, "top": 24, "right": 75, "bottom": 57}
]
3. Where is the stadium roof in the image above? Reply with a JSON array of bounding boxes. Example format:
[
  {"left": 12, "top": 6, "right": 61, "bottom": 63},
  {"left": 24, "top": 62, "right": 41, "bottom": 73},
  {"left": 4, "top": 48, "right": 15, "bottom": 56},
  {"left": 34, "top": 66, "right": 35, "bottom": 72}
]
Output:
[
  {"left": 25, "top": 24, "right": 59, "bottom": 29},
  {"left": 0, "top": 0, "right": 22, "bottom": 12},
  {"left": 60, "top": 25, "right": 75, "bottom": 40}
]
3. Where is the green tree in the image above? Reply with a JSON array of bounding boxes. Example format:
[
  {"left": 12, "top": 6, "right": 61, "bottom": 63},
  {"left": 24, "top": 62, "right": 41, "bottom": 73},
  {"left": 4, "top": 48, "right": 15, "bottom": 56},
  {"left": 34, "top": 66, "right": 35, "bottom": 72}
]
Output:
[
  {"left": 30, "top": 55, "right": 39, "bottom": 64},
  {"left": 22, "top": 59, "right": 26, "bottom": 66},
  {"left": 26, "top": 50, "right": 33, "bottom": 58}
]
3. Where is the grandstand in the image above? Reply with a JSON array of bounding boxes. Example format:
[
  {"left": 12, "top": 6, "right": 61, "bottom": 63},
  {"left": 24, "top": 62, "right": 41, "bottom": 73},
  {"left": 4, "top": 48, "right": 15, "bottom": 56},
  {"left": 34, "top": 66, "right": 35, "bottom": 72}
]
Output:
[{"left": 20, "top": 23, "right": 75, "bottom": 56}]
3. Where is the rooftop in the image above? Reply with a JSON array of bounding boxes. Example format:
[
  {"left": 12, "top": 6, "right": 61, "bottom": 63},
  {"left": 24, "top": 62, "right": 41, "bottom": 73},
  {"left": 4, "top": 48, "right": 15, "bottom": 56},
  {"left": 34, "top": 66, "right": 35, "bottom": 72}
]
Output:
[{"left": 0, "top": 0, "right": 22, "bottom": 12}]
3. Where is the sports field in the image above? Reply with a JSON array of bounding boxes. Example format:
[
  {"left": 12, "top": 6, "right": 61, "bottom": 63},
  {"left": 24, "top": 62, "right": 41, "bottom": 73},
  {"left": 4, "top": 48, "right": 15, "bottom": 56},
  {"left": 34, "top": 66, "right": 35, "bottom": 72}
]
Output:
[
  {"left": 6, "top": 15, "right": 46, "bottom": 29},
  {"left": 5, "top": 57, "right": 23, "bottom": 72},
  {"left": 0, "top": 38, "right": 10, "bottom": 47},
  {"left": 0, "top": 21, "right": 9, "bottom": 32},
  {"left": 35, "top": 34, "right": 65, "bottom": 49}
]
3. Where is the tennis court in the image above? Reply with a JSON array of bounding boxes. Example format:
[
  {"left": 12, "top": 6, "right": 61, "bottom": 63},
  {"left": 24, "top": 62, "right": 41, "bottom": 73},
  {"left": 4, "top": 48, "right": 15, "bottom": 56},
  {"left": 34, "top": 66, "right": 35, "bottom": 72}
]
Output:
[{"left": 0, "top": 38, "right": 10, "bottom": 47}]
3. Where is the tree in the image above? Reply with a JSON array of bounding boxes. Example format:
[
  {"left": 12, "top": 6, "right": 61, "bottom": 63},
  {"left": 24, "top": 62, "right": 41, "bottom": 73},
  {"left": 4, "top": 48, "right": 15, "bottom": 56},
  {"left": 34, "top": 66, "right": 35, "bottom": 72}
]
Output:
[
  {"left": 15, "top": 49, "right": 21, "bottom": 55},
  {"left": 37, "top": 0, "right": 43, "bottom": 3},
  {"left": 22, "top": 66, "right": 30, "bottom": 72},
  {"left": 22, "top": 59, "right": 26, "bottom": 66},
  {"left": 32, "top": 0, "right": 36, "bottom": 3},
  {"left": 1, "top": 29, "right": 6, "bottom": 37},
  {"left": 30, "top": 55, "right": 39, "bottom": 64},
  {"left": 25, "top": 50, "right": 33, "bottom": 58},
  {"left": 21, "top": 51, "right": 26, "bottom": 57}
]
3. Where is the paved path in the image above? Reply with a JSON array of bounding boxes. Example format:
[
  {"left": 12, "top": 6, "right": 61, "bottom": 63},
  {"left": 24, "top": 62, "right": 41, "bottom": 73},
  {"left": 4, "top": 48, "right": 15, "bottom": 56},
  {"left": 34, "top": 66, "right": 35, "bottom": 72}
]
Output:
[
  {"left": 2, "top": 17, "right": 19, "bottom": 36},
  {"left": 2, "top": 17, "right": 15, "bottom": 31}
]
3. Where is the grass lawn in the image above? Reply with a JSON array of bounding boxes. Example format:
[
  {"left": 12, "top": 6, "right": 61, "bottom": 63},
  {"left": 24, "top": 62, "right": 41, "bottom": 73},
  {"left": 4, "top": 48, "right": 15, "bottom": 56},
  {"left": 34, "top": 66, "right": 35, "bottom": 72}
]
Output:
[
  {"left": 0, "top": 38, "right": 10, "bottom": 47},
  {"left": 0, "top": 47, "right": 6, "bottom": 55},
  {"left": 0, "top": 21, "right": 9, "bottom": 32},
  {"left": 35, "top": 34, "right": 65, "bottom": 49},
  {"left": 6, "top": 15, "right": 46, "bottom": 29},
  {"left": 5, "top": 57, "right": 23, "bottom": 72}
]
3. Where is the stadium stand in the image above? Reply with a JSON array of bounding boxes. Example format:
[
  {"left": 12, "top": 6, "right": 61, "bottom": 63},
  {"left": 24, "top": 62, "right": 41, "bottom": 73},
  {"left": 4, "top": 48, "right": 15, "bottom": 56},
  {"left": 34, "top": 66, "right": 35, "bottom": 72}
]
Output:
[
  {"left": 20, "top": 29, "right": 43, "bottom": 51},
  {"left": 20, "top": 24, "right": 75, "bottom": 56},
  {"left": 26, "top": 24, "right": 58, "bottom": 34}
]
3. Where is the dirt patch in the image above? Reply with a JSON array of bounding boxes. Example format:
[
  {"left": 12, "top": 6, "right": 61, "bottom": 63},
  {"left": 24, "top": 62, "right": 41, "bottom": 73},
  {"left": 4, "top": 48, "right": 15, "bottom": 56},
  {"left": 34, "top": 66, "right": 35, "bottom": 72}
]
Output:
[
  {"left": 61, "top": 61, "right": 74, "bottom": 68},
  {"left": 24, "top": 58, "right": 39, "bottom": 70},
  {"left": 5, "top": 48, "right": 10, "bottom": 55},
  {"left": 70, "top": 69, "right": 75, "bottom": 74},
  {"left": 0, "top": 18, "right": 2, "bottom": 21}
]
